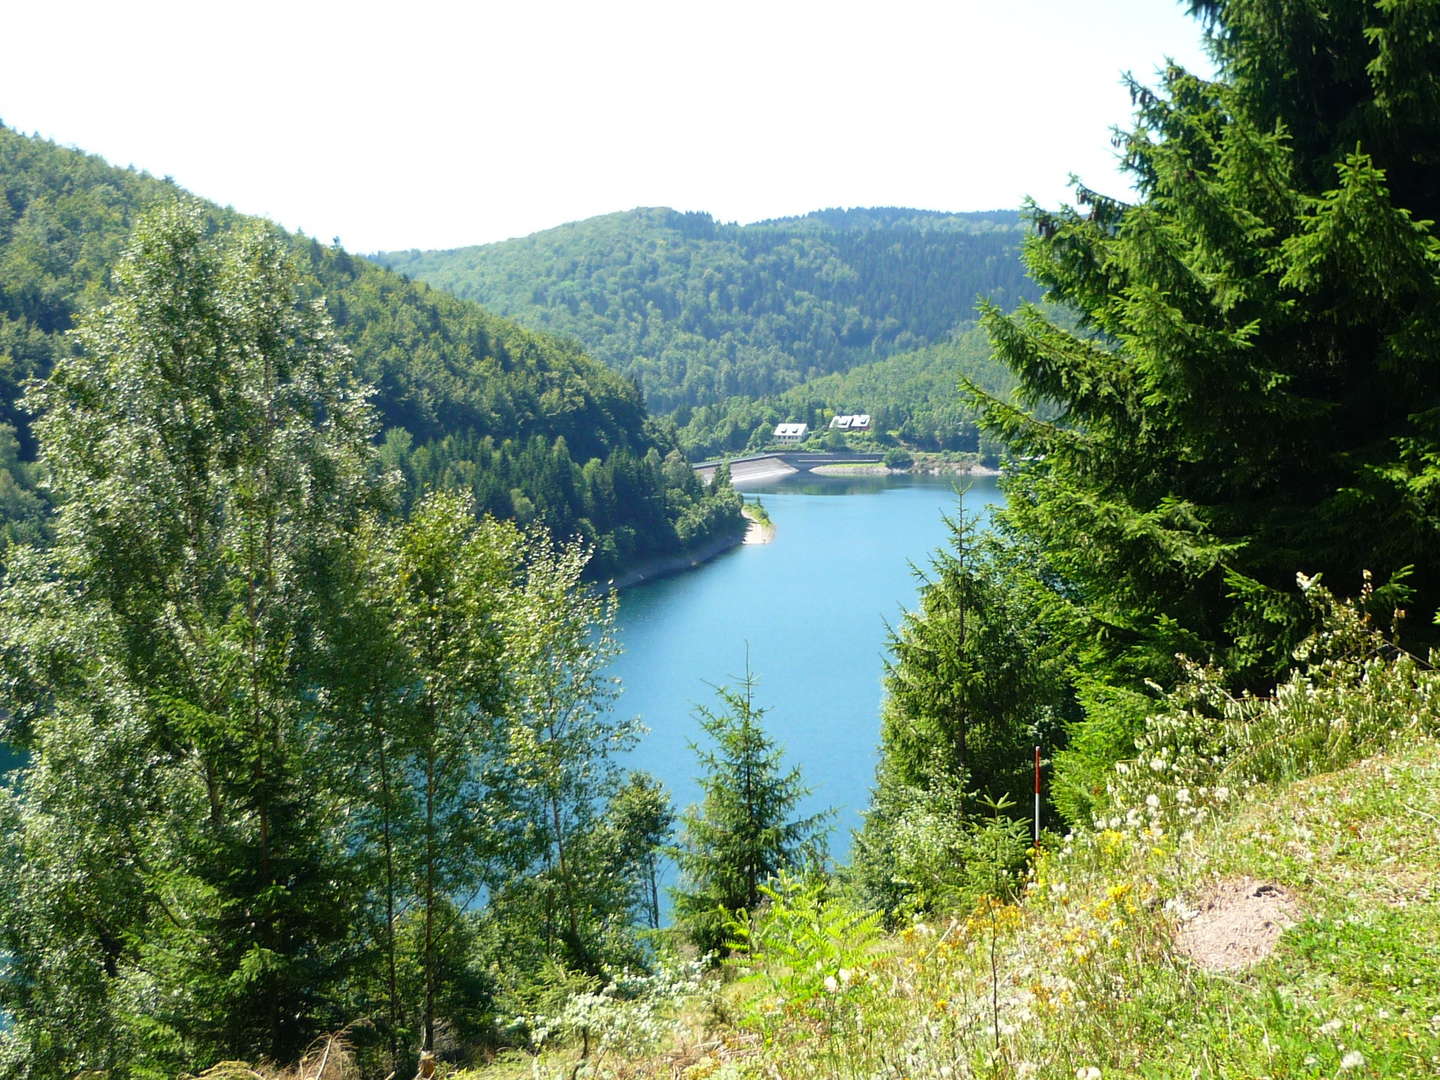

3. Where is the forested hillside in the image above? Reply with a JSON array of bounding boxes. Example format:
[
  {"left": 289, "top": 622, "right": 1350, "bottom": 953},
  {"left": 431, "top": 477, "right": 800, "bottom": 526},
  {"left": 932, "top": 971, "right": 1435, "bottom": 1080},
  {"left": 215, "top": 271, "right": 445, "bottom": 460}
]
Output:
[
  {"left": 0, "top": 203, "right": 692, "bottom": 1077},
  {"left": 0, "top": 124, "right": 743, "bottom": 572},
  {"left": 673, "top": 321, "right": 1020, "bottom": 459},
  {"left": 372, "top": 207, "right": 1039, "bottom": 417}
]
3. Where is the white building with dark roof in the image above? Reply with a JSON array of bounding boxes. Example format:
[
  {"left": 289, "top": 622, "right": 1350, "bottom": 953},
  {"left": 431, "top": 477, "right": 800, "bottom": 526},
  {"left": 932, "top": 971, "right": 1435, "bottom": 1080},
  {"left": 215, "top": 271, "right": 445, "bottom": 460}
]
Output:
[{"left": 773, "top": 422, "right": 809, "bottom": 444}]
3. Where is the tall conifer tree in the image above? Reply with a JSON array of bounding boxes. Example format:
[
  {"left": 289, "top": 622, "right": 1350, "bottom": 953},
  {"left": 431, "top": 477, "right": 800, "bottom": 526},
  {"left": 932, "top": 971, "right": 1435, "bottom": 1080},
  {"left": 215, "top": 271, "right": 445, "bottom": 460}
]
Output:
[
  {"left": 972, "top": 0, "right": 1440, "bottom": 683},
  {"left": 671, "top": 667, "right": 829, "bottom": 956}
]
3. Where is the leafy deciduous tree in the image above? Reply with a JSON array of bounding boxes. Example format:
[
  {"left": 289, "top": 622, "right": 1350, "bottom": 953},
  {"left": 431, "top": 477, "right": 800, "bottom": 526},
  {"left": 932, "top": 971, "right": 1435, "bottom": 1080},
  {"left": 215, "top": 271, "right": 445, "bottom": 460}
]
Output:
[{"left": 0, "top": 199, "right": 375, "bottom": 1074}]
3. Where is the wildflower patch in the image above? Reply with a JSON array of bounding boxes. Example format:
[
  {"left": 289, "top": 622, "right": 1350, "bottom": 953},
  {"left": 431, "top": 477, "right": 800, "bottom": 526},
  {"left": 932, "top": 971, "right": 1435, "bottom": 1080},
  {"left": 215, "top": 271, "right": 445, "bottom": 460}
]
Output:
[{"left": 1174, "top": 876, "right": 1298, "bottom": 972}]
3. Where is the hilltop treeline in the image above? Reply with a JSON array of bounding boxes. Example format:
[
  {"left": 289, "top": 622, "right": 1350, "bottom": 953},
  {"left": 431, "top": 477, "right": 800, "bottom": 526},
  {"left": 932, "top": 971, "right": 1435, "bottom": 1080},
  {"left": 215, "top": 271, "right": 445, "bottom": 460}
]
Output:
[
  {"left": 373, "top": 206, "right": 1038, "bottom": 417},
  {"left": 0, "top": 124, "right": 743, "bottom": 572}
]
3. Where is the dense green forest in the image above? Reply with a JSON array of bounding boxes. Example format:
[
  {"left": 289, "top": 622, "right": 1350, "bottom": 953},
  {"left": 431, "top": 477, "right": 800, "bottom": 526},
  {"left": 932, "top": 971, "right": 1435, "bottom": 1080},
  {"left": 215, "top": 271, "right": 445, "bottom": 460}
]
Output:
[
  {"left": 0, "top": 124, "right": 743, "bottom": 573},
  {"left": 0, "top": 205, "right": 683, "bottom": 1075},
  {"left": 672, "top": 320, "right": 1025, "bottom": 459},
  {"left": 372, "top": 207, "right": 1039, "bottom": 421}
]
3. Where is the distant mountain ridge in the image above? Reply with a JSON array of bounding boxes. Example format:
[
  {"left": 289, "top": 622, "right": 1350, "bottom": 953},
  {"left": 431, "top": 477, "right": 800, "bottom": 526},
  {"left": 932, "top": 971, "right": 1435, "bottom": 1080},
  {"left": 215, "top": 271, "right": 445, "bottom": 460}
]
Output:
[
  {"left": 371, "top": 206, "right": 1039, "bottom": 418},
  {"left": 750, "top": 206, "right": 1025, "bottom": 231}
]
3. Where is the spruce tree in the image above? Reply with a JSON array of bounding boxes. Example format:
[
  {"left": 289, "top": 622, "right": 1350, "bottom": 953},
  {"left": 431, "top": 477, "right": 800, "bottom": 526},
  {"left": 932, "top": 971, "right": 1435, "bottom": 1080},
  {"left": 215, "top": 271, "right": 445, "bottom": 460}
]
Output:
[
  {"left": 671, "top": 666, "right": 830, "bottom": 956},
  {"left": 971, "top": 0, "right": 1440, "bottom": 685},
  {"left": 855, "top": 516, "right": 1074, "bottom": 912}
]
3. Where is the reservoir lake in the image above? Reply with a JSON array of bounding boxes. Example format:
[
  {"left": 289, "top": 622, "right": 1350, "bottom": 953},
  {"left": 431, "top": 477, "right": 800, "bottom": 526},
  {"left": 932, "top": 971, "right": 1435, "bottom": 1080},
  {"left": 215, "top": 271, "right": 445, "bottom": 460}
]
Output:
[
  {"left": 0, "top": 473, "right": 1002, "bottom": 902},
  {"left": 607, "top": 470, "right": 1003, "bottom": 877}
]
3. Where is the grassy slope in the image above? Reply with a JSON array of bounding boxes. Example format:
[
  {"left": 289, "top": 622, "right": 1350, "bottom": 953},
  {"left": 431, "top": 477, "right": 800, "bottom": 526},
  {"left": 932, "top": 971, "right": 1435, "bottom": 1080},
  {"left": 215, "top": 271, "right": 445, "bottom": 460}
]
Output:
[{"left": 468, "top": 737, "right": 1440, "bottom": 1079}]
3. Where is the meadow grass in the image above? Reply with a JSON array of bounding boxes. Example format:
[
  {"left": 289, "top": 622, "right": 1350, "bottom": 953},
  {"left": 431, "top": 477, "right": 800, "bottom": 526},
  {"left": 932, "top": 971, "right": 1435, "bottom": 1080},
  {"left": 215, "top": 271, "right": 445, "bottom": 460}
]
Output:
[{"left": 463, "top": 720, "right": 1439, "bottom": 1079}]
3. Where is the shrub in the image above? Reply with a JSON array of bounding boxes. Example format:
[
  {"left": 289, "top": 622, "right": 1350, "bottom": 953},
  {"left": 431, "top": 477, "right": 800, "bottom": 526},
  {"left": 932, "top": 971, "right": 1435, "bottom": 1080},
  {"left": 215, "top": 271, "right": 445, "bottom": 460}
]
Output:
[{"left": 1095, "top": 575, "right": 1440, "bottom": 834}]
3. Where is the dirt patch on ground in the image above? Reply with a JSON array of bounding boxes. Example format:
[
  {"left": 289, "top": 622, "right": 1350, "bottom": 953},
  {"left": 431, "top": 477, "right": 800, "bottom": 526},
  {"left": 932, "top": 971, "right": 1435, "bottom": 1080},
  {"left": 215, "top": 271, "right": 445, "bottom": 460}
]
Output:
[{"left": 1174, "top": 877, "right": 1299, "bottom": 972}]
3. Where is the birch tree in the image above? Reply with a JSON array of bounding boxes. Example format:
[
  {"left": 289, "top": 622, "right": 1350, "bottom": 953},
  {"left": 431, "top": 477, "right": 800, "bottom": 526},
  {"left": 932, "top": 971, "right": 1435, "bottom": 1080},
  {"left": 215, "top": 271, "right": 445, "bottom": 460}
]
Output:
[{"left": 0, "top": 200, "right": 376, "bottom": 1075}]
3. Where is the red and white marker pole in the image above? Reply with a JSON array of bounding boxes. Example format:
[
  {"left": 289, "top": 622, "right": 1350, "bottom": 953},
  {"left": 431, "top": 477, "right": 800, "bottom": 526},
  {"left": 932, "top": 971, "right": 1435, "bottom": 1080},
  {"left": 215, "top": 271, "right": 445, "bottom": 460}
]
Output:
[{"left": 1033, "top": 745, "right": 1041, "bottom": 845}]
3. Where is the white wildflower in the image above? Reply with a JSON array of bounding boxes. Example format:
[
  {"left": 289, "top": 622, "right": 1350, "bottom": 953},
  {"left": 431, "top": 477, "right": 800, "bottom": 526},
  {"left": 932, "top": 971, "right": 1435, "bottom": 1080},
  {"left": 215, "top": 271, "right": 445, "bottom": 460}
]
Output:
[
  {"left": 1146, "top": 794, "right": 1161, "bottom": 809},
  {"left": 823, "top": 974, "right": 839, "bottom": 994},
  {"left": 1340, "top": 1050, "right": 1365, "bottom": 1070},
  {"left": 1150, "top": 757, "right": 1167, "bottom": 772},
  {"left": 1075, "top": 1067, "right": 1102, "bottom": 1080},
  {"left": 1319, "top": 1018, "right": 1343, "bottom": 1035}
]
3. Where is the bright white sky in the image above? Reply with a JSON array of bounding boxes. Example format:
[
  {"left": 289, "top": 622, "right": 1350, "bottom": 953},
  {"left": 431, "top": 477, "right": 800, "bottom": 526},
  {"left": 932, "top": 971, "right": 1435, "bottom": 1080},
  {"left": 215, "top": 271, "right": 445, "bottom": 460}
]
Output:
[{"left": 2, "top": 0, "right": 1214, "bottom": 254}]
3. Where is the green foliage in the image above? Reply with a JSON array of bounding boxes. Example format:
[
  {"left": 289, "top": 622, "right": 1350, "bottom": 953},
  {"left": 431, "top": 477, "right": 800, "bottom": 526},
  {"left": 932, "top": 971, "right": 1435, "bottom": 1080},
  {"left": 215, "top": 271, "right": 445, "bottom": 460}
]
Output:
[
  {"left": 1050, "top": 681, "right": 1156, "bottom": 829},
  {"left": 573, "top": 577, "right": 1440, "bottom": 1079},
  {"left": 689, "top": 727, "right": 1440, "bottom": 1080},
  {"left": 374, "top": 207, "right": 1038, "bottom": 421},
  {"left": 0, "top": 121, "right": 743, "bottom": 577},
  {"left": 0, "top": 202, "right": 377, "bottom": 1074},
  {"left": 332, "top": 490, "right": 532, "bottom": 1059},
  {"left": 972, "top": 0, "right": 1440, "bottom": 686},
  {"left": 881, "top": 516, "right": 1074, "bottom": 799},
  {"left": 1097, "top": 574, "right": 1440, "bottom": 833},
  {"left": 487, "top": 548, "right": 671, "bottom": 980},
  {"left": 0, "top": 203, "right": 678, "bottom": 1079},
  {"left": 723, "top": 873, "right": 883, "bottom": 1034},
  {"left": 670, "top": 668, "right": 831, "bottom": 957},
  {"left": 856, "top": 514, "right": 1075, "bottom": 914},
  {"left": 505, "top": 957, "right": 704, "bottom": 1077},
  {"left": 674, "top": 321, "right": 1022, "bottom": 459},
  {"left": 859, "top": 770, "right": 1034, "bottom": 919}
]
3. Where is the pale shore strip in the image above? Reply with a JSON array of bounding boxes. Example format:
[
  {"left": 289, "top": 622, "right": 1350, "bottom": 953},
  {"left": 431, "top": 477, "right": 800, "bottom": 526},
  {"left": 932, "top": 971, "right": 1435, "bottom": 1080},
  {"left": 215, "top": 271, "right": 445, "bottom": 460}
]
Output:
[
  {"left": 725, "top": 458, "right": 798, "bottom": 484},
  {"left": 809, "top": 462, "right": 1001, "bottom": 477},
  {"left": 742, "top": 506, "right": 775, "bottom": 544},
  {"left": 603, "top": 526, "right": 748, "bottom": 590}
]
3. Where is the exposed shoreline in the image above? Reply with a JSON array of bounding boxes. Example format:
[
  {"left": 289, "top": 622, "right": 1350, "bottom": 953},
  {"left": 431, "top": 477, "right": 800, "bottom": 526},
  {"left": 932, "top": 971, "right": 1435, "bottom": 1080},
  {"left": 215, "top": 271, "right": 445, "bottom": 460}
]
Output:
[
  {"left": 602, "top": 525, "right": 749, "bottom": 590},
  {"left": 810, "top": 462, "right": 1001, "bottom": 477},
  {"left": 741, "top": 505, "right": 775, "bottom": 544},
  {"left": 725, "top": 458, "right": 798, "bottom": 484}
]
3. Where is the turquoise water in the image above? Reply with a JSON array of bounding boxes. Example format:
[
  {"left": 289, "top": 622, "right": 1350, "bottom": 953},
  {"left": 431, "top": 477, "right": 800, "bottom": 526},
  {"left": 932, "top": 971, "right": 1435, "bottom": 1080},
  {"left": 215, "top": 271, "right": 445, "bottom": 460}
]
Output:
[
  {"left": 607, "top": 471, "right": 1003, "bottom": 876},
  {"left": 0, "top": 473, "right": 1000, "bottom": 928}
]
